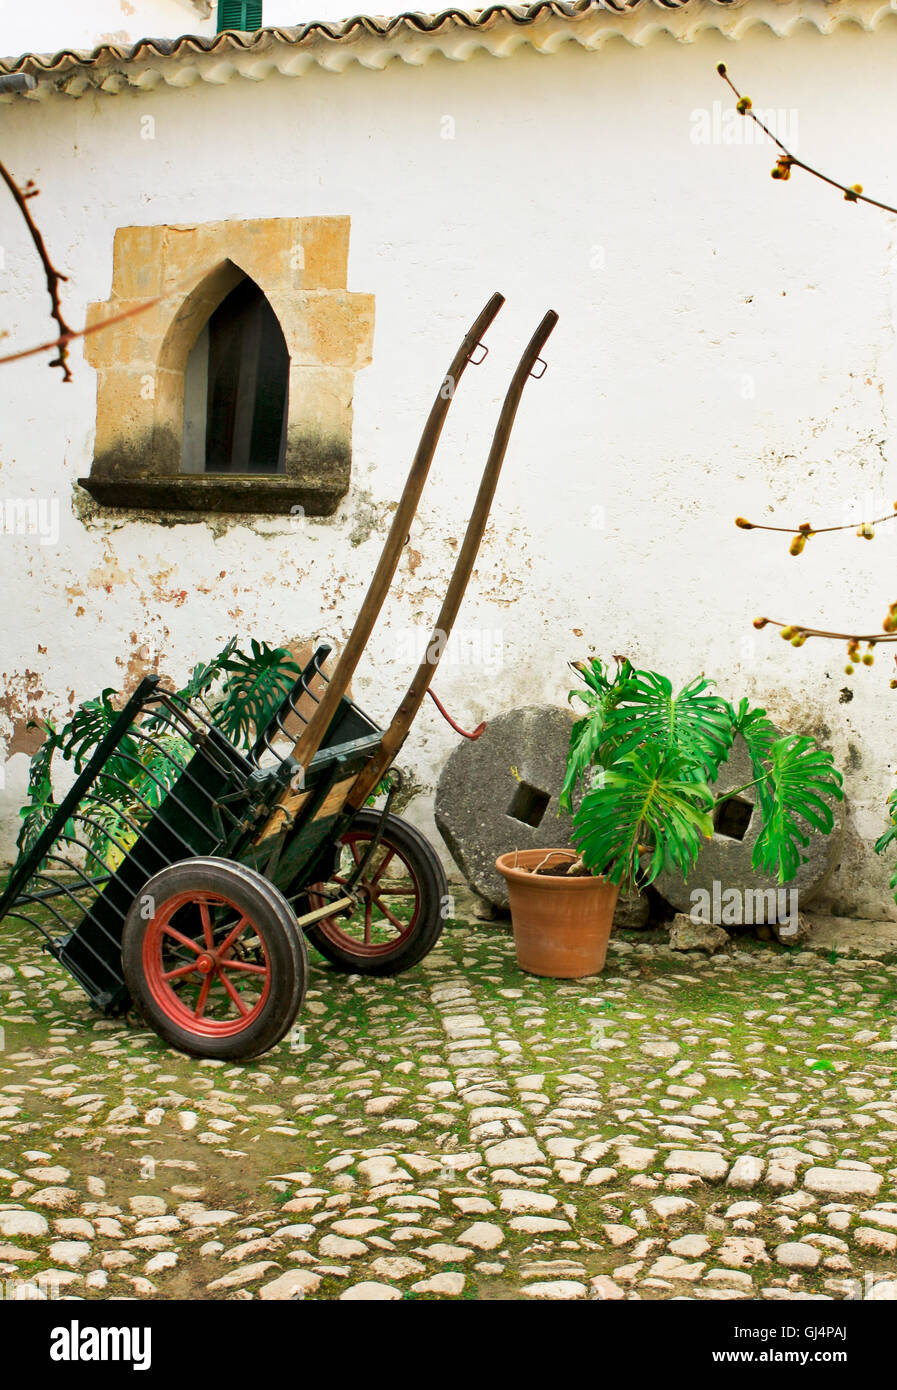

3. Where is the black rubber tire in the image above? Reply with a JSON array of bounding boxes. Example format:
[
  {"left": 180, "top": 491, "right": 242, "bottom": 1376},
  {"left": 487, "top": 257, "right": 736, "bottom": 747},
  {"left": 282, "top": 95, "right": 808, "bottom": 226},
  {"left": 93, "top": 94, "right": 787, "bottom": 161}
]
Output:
[
  {"left": 121, "top": 857, "right": 307, "bottom": 1060},
  {"left": 301, "top": 810, "right": 448, "bottom": 977}
]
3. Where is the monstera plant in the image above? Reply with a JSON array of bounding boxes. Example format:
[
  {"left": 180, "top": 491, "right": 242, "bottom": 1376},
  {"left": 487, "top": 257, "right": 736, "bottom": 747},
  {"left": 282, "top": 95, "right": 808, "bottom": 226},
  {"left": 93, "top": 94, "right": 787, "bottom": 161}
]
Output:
[
  {"left": 496, "top": 655, "right": 844, "bottom": 981},
  {"left": 561, "top": 656, "right": 844, "bottom": 891},
  {"left": 15, "top": 638, "right": 302, "bottom": 870}
]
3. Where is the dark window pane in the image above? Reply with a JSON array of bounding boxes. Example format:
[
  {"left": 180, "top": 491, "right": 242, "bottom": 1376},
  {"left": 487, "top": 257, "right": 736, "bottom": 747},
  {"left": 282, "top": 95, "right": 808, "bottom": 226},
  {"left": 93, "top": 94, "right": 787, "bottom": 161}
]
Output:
[{"left": 204, "top": 278, "right": 288, "bottom": 475}]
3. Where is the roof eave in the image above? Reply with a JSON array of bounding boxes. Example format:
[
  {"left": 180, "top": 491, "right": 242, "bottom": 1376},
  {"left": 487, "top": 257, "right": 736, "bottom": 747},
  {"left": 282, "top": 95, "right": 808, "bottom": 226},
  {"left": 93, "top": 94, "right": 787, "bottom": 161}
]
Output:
[{"left": 1, "top": 0, "right": 893, "bottom": 99}]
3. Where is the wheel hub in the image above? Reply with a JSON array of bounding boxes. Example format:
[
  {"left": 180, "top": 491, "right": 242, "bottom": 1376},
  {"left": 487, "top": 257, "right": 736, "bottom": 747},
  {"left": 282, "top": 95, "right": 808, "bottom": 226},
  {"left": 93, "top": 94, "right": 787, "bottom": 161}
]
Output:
[
  {"left": 196, "top": 952, "right": 216, "bottom": 975},
  {"left": 306, "top": 822, "right": 426, "bottom": 960}
]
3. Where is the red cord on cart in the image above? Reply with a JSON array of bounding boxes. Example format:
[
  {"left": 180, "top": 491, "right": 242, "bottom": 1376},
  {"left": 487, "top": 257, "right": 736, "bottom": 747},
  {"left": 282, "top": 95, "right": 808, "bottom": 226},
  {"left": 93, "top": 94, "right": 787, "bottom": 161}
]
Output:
[{"left": 426, "top": 687, "right": 486, "bottom": 740}]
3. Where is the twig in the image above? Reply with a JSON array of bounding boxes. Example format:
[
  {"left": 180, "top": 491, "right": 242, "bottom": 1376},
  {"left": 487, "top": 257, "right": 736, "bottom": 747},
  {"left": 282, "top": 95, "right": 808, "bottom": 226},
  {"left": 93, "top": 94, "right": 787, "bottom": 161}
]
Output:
[
  {"left": 755, "top": 617, "right": 897, "bottom": 678},
  {"left": 0, "top": 158, "right": 164, "bottom": 377},
  {"left": 0, "top": 159, "right": 76, "bottom": 380},
  {"left": 754, "top": 617, "right": 897, "bottom": 645},
  {"left": 0, "top": 296, "right": 161, "bottom": 370},
  {"left": 717, "top": 65, "right": 897, "bottom": 217},
  {"left": 719, "top": 67, "right": 897, "bottom": 666},
  {"left": 735, "top": 509, "right": 897, "bottom": 540}
]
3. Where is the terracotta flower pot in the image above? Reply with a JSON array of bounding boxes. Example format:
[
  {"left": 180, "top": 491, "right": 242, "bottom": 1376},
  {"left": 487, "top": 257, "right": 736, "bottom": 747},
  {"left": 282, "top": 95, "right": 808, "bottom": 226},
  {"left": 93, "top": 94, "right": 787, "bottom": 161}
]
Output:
[{"left": 495, "top": 849, "right": 620, "bottom": 979}]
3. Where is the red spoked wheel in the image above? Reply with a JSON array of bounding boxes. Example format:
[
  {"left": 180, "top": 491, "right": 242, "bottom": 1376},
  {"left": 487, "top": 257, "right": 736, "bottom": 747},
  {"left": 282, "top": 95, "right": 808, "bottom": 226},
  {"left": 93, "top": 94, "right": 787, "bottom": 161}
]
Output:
[
  {"left": 121, "top": 858, "right": 307, "bottom": 1060},
  {"left": 142, "top": 889, "right": 271, "bottom": 1037},
  {"left": 302, "top": 810, "right": 448, "bottom": 977}
]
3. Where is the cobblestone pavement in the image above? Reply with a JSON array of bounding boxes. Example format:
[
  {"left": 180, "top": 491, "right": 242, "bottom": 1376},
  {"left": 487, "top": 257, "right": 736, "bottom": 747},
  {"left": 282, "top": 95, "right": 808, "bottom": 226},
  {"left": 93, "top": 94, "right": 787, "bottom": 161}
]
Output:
[{"left": 4, "top": 913, "right": 897, "bottom": 1301}]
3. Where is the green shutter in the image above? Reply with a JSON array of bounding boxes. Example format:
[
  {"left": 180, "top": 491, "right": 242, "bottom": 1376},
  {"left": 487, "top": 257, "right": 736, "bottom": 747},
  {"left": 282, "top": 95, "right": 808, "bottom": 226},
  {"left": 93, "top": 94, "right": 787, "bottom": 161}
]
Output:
[{"left": 217, "top": 1, "right": 263, "bottom": 32}]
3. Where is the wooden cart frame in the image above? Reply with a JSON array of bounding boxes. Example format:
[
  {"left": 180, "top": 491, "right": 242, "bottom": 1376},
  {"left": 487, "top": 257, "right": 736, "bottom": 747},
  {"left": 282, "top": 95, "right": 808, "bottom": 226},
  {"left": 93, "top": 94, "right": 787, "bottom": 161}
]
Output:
[{"left": 0, "top": 296, "right": 558, "bottom": 1058}]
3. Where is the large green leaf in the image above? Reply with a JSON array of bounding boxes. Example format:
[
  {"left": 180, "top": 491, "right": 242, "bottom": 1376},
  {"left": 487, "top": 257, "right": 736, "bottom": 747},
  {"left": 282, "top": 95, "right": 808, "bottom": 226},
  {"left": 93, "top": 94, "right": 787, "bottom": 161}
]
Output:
[
  {"left": 559, "top": 657, "right": 631, "bottom": 814},
  {"left": 139, "top": 638, "right": 239, "bottom": 737},
  {"left": 572, "top": 745, "right": 715, "bottom": 889},
  {"left": 602, "top": 669, "right": 734, "bottom": 782},
  {"left": 128, "top": 732, "right": 193, "bottom": 811},
  {"left": 728, "top": 699, "right": 777, "bottom": 811},
  {"left": 750, "top": 734, "right": 844, "bottom": 882},
  {"left": 76, "top": 791, "right": 142, "bottom": 869},
  {"left": 58, "top": 689, "right": 139, "bottom": 774},
  {"left": 210, "top": 639, "right": 301, "bottom": 749},
  {"left": 728, "top": 702, "right": 843, "bottom": 882}
]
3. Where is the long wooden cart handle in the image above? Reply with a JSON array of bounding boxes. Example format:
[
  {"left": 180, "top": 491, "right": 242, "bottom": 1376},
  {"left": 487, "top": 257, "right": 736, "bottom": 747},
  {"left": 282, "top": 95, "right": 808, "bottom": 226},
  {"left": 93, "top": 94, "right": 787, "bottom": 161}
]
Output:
[
  {"left": 288, "top": 292, "right": 505, "bottom": 772},
  {"left": 346, "top": 308, "right": 560, "bottom": 811}
]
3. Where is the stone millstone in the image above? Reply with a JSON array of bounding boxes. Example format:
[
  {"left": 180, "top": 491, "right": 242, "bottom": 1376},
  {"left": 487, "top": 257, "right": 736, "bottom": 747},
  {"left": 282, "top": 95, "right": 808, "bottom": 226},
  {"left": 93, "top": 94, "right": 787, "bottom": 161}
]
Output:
[
  {"left": 654, "top": 731, "right": 844, "bottom": 923},
  {"left": 435, "top": 705, "right": 579, "bottom": 910}
]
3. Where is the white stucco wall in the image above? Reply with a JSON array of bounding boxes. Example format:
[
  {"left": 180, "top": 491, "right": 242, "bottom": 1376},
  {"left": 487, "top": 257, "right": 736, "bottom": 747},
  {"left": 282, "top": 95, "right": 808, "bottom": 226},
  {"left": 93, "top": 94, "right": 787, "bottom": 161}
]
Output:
[
  {"left": 3, "top": 7, "right": 897, "bottom": 916},
  {"left": 0, "top": 1, "right": 214, "bottom": 56},
  {"left": 0, "top": 0, "right": 390, "bottom": 60}
]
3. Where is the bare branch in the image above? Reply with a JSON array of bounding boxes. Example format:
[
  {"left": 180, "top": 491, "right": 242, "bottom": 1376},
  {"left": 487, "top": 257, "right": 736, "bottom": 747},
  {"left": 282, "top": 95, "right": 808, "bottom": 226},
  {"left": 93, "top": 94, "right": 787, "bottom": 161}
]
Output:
[
  {"left": 734, "top": 509, "right": 897, "bottom": 551},
  {"left": 717, "top": 64, "right": 897, "bottom": 217},
  {"left": 754, "top": 617, "right": 897, "bottom": 644},
  {"left": 0, "top": 295, "right": 161, "bottom": 370},
  {"left": 0, "top": 159, "right": 77, "bottom": 380},
  {"left": 718, "top": 67, "right": 897, "bottom": 672}
]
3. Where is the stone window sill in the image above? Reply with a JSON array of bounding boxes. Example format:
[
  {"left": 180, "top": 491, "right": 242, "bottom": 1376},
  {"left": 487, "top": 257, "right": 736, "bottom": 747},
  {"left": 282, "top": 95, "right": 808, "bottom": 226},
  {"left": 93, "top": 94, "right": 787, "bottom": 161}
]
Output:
[{"left": 77, "top": 474, "right": 344, "bottom": 517}]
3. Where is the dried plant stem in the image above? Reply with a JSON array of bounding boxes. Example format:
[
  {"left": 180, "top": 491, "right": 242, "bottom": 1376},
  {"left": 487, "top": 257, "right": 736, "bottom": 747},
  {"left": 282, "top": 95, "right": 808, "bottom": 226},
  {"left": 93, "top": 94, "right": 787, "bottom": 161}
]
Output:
[
  {"left": 0, "top": 296, "right": 161, "bottom": 370},
  {"left": 757, "top": 617, "right": 897, "bottom": 645},
  {"left": 0, "top": 159, "right": 76, "bottom": 379},
  {"left": 531, "top": 849, "right": 575, "bottom": 875},
  {"left": 737, "top": 510, "right": 897, "bottom": 538},
  {"left": 719, "top": 67, "right": 897, "bottom": 658},
  {"left": 717, "top": 65, "right": 897, "bottom": 217},
  {"left": 0, "top": 156, "right": 165, "bottom": 378}
]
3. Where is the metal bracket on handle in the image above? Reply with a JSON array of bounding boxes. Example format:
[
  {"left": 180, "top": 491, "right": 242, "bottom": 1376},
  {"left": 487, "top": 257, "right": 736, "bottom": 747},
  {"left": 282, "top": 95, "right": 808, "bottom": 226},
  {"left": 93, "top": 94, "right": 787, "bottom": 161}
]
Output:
[
  {"left": 529, "top": 357, "right": 548, "bottom": 380},
  {"left": 468, "top": 341, "right": 489, "bottom": 367}
]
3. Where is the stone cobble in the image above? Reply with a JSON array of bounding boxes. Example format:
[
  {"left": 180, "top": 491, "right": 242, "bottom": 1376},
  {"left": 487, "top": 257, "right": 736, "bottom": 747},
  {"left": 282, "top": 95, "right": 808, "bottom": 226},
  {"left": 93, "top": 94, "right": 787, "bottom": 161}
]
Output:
[{"left": 2, "top": 917, "right": 897, "bottom": 1300}]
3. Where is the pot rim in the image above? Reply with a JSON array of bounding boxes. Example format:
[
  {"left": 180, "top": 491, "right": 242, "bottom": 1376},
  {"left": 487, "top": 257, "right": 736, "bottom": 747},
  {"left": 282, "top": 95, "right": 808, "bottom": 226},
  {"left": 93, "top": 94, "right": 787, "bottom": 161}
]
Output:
[{"left": 495, "top": 849, "right": 614, "bottom": 891}]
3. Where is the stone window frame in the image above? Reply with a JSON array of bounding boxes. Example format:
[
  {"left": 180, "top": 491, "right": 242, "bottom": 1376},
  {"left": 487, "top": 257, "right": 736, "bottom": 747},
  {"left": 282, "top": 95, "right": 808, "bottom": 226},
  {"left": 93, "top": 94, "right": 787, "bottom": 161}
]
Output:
[{"left": 79, "top": 216, "right": 374, "bottom": 517}]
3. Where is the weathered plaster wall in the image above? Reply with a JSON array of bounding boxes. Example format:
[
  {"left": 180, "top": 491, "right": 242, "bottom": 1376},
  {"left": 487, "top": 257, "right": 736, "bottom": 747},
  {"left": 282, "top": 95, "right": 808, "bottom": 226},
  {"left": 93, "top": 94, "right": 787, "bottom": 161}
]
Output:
[
  {"left": 2, "top": 19, "right": 897, "bottom": 916},
  {"left": 0, "top": 1, "right": 217, "bottom": 57}
]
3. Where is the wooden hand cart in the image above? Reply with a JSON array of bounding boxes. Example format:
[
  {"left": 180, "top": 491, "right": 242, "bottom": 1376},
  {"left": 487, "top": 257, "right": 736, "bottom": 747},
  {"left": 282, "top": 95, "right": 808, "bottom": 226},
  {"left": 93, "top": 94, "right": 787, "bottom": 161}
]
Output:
[{"left": 0, "top": 296, "right": 558, "bottom": 1058}]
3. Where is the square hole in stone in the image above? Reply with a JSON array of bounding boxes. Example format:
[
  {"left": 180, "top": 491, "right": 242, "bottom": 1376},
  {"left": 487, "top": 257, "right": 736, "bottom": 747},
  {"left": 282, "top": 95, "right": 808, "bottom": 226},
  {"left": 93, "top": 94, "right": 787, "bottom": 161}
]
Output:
[
  {"left": 713, "top": 795, "right": 753, "bottom": 841},
  {"left": 507, "top": 781, "right": 551, "bottom": 828}
]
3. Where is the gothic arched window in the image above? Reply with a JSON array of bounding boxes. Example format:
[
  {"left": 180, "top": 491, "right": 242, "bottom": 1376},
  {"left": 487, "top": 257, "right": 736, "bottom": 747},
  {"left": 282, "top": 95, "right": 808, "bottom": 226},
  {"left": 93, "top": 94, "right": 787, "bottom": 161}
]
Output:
[
  {"left": 183, "top": 276, "right": 288, "bottom": 475},
  {"left": 81, "top": 216, "right": 374, "bottom": 517}
]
